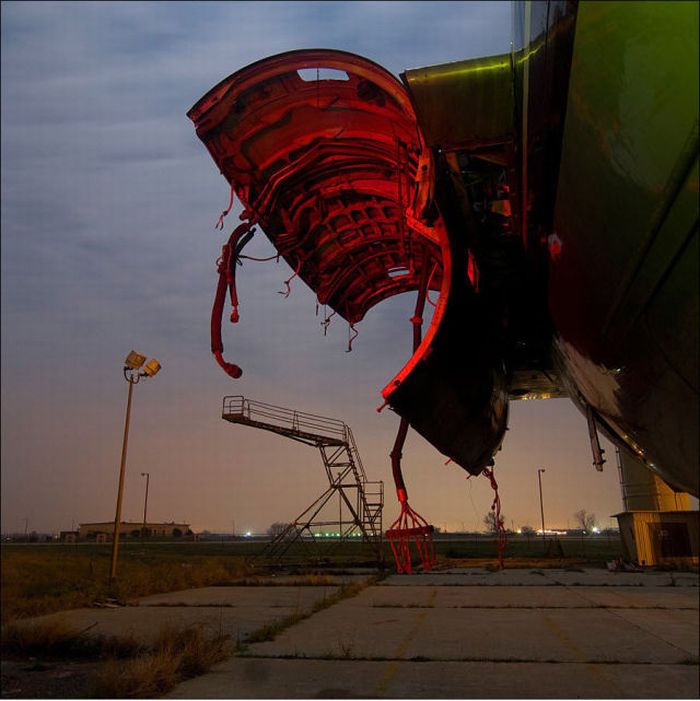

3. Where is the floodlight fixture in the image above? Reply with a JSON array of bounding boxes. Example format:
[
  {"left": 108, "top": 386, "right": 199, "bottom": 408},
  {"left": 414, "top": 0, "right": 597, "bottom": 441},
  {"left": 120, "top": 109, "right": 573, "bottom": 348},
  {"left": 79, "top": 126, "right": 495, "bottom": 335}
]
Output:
[
  {"left": 142, "top": 358, "right": 161, "bottom": 377},
  {"left": 110, "top": 350, "right": 162, "bottom": 583},
  {"left": 125, "top": 350, "right": 147, "bottom": 370}
]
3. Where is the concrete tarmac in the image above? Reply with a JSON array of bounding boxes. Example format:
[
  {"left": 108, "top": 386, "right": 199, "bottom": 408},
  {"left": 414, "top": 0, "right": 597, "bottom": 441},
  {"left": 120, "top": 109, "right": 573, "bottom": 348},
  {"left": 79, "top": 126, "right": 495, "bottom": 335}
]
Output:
[
  {"left": 25, "top": 584, "right": 342, "bottom": 646},
  {"left": 20, "top": 568, "right": 698, "bottom": 697},
  {"left": 166, "top": 568, "right": 699, "bottom": 699}
]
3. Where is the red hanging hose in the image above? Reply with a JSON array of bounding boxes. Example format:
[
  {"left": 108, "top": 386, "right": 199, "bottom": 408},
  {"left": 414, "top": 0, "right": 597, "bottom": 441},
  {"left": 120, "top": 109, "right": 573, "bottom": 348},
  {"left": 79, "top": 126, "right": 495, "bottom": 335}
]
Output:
[
  {"left": 482, "top": 466, "right": 507, "bottom": 569},
  {"left": 386, "top": 259, "right": 437, "bottom": 573},
  {"left": 211, "top": 223, "right": 255, "bottom": 379}
]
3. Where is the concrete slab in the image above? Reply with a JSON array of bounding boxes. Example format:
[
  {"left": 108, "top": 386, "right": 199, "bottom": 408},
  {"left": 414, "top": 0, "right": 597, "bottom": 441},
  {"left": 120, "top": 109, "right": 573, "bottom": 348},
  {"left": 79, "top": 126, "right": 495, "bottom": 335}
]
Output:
[
  {"left": 165, "top": 658, "right": 700, "bottom": 699},
  {"left": 24, "top": 606, "right": 299, "bottom": 645},
  {"left": 380, "top": 571, "right": 559, "bottom": 587},
  {"left": 574, "top": 586, "right": 700, "bottom": 609},
  {"left": 351, "top": 585, "right": 592, "bottom": 609},
  {"left": 138, "top": 585, "right": 340, "bottom": 608},
  {"left": 672, "top": 572, "right": 700, "bottom": 587},
  {"left": 608, "top": 608, "right": 700, "bottom": 657},
  {"left": 246, "top": 602, "right": 690, "bottom": 663},
  {"left": 404, "top": 567, "right": 700, "bottom": 588},
  {"left": 542, "top": 570, "right": 674, "bottom": 587},
  {"left": 236, "top": 573, "right": 376, "bottom": 586}
]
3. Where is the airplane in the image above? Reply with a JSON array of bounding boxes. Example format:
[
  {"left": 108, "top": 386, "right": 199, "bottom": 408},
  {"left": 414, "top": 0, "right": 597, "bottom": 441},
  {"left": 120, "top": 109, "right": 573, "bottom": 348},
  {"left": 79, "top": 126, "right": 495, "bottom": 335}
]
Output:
[{"left": 187, "top": 0, "right": 698, "bottom": 500}]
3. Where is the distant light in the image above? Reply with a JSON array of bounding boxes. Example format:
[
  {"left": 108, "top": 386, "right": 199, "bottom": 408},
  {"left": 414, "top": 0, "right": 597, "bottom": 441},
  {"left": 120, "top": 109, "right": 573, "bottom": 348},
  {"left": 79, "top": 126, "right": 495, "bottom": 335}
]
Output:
[
  {"left": 592, "top": 527, "right": 600, "bottom": 534},
  {"left": 245, "top": 531, "right": 252, "bottom": 537}
]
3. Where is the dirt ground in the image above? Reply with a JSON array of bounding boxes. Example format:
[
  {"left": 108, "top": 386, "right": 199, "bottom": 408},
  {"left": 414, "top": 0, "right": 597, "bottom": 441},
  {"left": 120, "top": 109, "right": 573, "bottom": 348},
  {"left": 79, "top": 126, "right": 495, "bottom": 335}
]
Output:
[{"left": 1, "top": 658, "right": 99, "bottom": 699}]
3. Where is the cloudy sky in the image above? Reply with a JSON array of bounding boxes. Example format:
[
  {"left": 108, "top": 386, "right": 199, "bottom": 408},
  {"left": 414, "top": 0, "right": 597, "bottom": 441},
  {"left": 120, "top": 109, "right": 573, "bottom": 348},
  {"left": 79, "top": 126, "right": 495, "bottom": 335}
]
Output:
[{"left": 1, "top": 1, "right": 627, "bottom": 536}]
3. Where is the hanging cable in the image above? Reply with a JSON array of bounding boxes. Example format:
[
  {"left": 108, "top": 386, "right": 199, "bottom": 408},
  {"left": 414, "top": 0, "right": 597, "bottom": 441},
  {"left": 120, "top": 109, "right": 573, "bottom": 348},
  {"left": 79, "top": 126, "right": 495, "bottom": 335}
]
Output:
[
  {"left": 425, "top": 261, "right": 439, "bottom": 308},
  {"left": 321, "top": 309, "right": 336, "bottom": 336},
  {"left": 482, "top": 465, "right": 507, "bottom": 569},
  {"left": 238, "top": 253, "right": 280, "bottom": 263},
  {"left": 386, "top": 257, "right": 436, "bottom": 573},
  {"left": 215, "top": 181, "right": 236, "bottom": 230},
  {"left": 278, "top": 259, "right": 302, "bottom": 298},
  {"left": 210, "top": 223, "right": 255, "bottom": 379},
  {"left": 345, "top": 323, "right": 359, "bottom": 352}
]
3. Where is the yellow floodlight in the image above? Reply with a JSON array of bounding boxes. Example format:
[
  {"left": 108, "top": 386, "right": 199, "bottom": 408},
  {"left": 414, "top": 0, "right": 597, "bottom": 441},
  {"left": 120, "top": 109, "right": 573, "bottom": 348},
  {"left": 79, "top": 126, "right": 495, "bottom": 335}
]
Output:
[
  {"left": 142, "top": 358, "right": 161, "bottom": 377},
  {"left": 124, "top": 350, "right": 147, "bottom": 370}
]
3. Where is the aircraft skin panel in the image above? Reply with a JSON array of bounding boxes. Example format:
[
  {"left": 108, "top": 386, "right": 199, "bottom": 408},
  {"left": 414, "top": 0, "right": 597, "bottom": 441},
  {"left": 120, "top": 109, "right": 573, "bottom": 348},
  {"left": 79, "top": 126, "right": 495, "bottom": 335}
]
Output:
[
  {"left": 402, "top": 53, "right": 514, "bottom": 151},
  {"left": 550, "top": 0, "right": 699, "bottom": 494}
]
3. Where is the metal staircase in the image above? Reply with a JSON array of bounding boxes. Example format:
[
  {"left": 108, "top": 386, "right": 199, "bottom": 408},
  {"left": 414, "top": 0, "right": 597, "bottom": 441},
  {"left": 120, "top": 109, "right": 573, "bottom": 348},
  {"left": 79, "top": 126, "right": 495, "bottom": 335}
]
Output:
[{"left": 222, "top": 396, "right": 383, "bottom": 562}]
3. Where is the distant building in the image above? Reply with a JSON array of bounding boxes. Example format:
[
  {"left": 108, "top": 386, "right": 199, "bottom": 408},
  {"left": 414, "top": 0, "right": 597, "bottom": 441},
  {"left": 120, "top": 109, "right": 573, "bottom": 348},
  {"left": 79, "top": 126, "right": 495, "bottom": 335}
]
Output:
[{"left": 79, "top": 521, "right": 191, "bottom": 541}]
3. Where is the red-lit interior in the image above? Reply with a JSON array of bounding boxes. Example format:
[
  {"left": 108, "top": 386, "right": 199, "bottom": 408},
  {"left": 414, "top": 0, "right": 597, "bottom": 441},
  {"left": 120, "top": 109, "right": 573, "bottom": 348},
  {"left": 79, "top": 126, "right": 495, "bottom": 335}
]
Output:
[{"left": 188, "top": 49, "right": 447, "bottom": 328}]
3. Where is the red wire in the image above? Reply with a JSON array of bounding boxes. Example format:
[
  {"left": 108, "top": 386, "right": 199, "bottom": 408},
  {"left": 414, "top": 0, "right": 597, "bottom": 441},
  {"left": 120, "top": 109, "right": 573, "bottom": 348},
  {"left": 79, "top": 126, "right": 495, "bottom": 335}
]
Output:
[
  {"left": 278, "top": 259, "right": 302, "bottom": 298},
  {"left": 215, "top": 182, "right": 235, "bottom": 230}
]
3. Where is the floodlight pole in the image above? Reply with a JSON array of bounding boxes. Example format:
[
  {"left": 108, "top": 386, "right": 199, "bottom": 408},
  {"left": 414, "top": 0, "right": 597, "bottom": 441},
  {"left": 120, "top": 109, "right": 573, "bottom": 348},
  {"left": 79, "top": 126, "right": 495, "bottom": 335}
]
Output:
[
  {"left": 109, "top": 352, "right": 160, "bottom": 585},
  {"left": 110, "top": 370, "right": 138, "bottom": 583},
  {"left": 537, "top": 468, "right": 546, "bottom": 552}
]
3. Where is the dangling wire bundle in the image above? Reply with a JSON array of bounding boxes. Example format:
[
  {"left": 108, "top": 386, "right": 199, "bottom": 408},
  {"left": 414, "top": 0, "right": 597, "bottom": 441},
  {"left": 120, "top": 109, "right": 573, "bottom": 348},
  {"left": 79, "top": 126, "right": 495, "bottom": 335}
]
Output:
[
  {"left": 321, "top": 308, "right": 336, "bottom": 336},
  {"left": 210, "top": 223, "right": 255, "bottom": 379},
  {"left": 385, "top": 258, "right": 437, "bottom": 573},
  {"left": 482, "top": 465, "right": 507, "bottom": 569},
  {"left": 385, "top": 417, "right": 437, "bottom": 574}
]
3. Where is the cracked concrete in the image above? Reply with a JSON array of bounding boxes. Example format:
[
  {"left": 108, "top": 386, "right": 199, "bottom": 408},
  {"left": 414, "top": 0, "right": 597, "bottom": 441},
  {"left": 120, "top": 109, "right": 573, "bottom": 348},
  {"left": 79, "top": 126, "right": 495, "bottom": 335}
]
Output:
[
  {"left": 15, "top": 567, "right": 697, "bottom": 698},
  {"left": 162, "top": 568, "right": 699, "bottom": 698}
]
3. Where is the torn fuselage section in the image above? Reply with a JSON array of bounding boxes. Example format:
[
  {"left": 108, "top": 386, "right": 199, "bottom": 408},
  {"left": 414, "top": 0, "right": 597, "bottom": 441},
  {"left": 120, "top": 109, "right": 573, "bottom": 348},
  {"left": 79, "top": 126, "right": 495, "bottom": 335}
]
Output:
[
  {"left": 188, "top": 49, "right": 510, "bottom": 476},
  {"left": 188, "top": 49, "right": 443, "bottom": 324}
]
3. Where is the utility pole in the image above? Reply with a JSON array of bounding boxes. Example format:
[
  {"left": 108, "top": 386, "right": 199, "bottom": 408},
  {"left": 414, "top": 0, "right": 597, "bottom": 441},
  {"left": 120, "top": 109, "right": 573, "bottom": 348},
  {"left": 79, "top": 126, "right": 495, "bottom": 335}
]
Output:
[
  {"left": 537, "top": 468, "right": 546, "bottom": 553},
  {"left": 140, "top": 472, "right": 150, "bottom": 543}
]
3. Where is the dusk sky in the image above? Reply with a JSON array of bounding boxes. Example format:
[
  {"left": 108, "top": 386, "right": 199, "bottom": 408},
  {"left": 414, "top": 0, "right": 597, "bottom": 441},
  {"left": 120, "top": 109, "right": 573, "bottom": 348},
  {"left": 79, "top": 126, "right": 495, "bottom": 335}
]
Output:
[{"left": 2, "top": 0, "right": 634, "bottom": 537}]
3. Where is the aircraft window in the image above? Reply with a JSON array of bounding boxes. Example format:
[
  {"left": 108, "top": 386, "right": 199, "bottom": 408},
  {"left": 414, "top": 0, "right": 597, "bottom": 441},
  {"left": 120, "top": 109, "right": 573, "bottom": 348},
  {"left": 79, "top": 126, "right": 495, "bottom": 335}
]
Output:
[
  {"left": 297, "top": 68, "right": 349, "bottom": 81},
  {"left": 387, "top": 266, "right": 411, "bottom": 279}
]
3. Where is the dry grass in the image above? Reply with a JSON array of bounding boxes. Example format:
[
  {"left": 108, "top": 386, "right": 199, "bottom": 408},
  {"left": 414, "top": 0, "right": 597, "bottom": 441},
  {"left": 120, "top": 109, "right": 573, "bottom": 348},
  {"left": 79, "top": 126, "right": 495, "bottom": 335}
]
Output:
[
  {"left": 1, "top": 618, "right": 141, "bottom": 659},
  {"left": 1, "top": 548, "right": 250, "bottom": 624},
  {"left": 91, "top": 625, "right": 230, "bottom": 698},
  {"left": 2, "top": 618, "right": 230, "bottom": 698}
]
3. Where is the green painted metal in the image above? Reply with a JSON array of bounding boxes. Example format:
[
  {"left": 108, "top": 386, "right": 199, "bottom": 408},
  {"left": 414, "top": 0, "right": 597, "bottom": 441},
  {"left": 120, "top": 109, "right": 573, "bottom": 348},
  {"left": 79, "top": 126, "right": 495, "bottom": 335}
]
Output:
[
  {"left": 551, "top": 0, "right": 699, "bottom": 493},
  {"left": 402, "top": 53, "right": 514, "bottom": 149}
]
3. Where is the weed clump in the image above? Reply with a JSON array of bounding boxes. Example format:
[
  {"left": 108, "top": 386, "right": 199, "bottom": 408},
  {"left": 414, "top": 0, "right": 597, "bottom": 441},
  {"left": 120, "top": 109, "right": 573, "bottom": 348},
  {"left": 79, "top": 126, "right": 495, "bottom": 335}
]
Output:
[
  {"left": 1, "top": 619, "right": 230, "bottom": 698},
  {"left": 91, "top": 625, "right": 230, "bottom": 698}
]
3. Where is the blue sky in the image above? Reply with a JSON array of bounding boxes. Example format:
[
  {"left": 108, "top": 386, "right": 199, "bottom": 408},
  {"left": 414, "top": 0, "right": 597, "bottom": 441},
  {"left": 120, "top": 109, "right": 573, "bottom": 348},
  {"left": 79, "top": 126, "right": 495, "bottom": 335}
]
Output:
[{"left": 1, "top": 1, "right": 628, "bottom": 535}]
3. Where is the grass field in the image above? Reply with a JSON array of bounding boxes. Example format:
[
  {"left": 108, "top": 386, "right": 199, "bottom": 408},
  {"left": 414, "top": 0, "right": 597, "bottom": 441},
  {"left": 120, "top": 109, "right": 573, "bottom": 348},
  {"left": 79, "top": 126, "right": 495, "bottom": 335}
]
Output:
[
  {"left": 1, "top": 535, "right": 623, "bottom": 624},
  {"left": 0, "top": 543, "right": 249, "bottom": 624}
]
